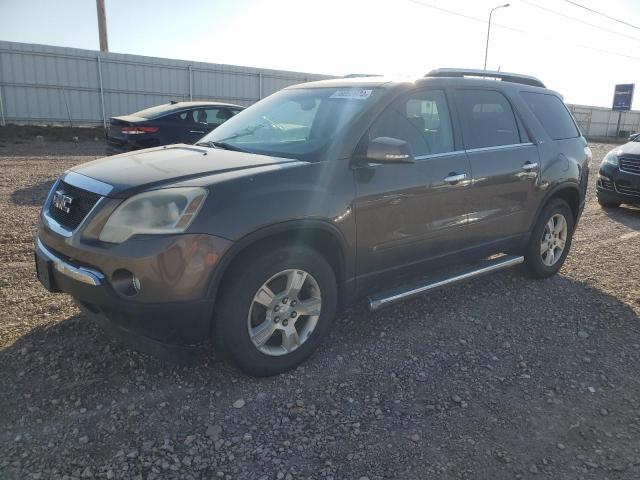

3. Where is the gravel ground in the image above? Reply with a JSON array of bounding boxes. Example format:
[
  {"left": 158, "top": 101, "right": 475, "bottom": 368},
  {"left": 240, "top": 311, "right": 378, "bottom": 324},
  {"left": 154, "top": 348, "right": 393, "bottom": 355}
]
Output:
[{"left": 1, "top": 139, "right": 639, "bottom": 480}]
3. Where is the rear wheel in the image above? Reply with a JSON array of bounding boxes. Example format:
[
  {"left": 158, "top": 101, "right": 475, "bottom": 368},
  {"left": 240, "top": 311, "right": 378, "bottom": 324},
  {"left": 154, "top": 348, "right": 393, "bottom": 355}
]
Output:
[
  {"left": 212, "top": 245, "right": 337, "bottom": 376},
  {"left": 522, "top": 199, "right": 575, "bottom": 278}
]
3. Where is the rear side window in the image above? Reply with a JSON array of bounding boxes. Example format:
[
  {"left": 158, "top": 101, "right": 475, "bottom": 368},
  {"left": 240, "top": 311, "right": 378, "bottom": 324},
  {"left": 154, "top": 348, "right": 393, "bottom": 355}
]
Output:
[
  {"left": 521, "top": 92, "right": 579, "bottom": 140},
  {"left": 192, "top": 108, "right": 232, "bottom": 127},
  {"left": 455, "top": 90, "right": 520, "bottom": 149}
]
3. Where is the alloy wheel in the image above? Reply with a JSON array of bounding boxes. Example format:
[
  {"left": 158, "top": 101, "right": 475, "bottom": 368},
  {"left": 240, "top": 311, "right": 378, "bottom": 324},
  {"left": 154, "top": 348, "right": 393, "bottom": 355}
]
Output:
[
  {"left": 540, "top": 213, "right": 568, "bottom": 267},
  {"left": 247, "top": 269, "right": 322, "bottom": 356}
]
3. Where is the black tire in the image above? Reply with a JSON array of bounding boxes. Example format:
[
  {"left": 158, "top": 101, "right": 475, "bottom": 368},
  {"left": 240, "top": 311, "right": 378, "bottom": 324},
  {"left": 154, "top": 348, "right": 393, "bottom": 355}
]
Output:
[
  {"left": 597, "top": 196, "right": 620, "bottom": 208},
  {"left": 522, "top": 198, "right": 575, "bottom": 279},
  {"left": 212, "top": 245, "right": 337, "bottom": 377}
]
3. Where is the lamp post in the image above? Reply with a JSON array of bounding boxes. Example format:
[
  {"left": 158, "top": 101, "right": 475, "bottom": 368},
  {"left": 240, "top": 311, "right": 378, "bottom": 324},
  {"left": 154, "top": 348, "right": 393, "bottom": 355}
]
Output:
[{"left": 484, "top": 3, "right": 510, "bottom": 70}]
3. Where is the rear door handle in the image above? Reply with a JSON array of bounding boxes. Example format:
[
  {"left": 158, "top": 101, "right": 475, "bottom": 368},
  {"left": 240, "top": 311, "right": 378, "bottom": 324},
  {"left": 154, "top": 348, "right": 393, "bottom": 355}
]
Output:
[
  {"left": 444, "top": 173, "right": 467, "bottom": 184},
  {"left": 522, "top": 162, "right": 539, "bottom": 171}
]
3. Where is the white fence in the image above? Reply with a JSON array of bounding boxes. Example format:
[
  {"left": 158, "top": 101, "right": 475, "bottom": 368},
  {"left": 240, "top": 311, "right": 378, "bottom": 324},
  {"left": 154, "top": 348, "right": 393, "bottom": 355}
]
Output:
[
  {"left": 1, "top": 40, "right": 637, "bottom": 138},
  {"left": 0, "top": 41, "right": 332, "bottom": 128},
  {"left": 567, "top": 104, "right": 640, "bottom": 138}
]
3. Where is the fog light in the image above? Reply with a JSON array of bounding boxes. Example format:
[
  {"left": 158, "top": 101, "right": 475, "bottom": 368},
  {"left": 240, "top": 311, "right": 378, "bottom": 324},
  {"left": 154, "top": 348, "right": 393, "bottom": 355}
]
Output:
[{"left": 112, "top": 269, "right": 140, "bottom": 297}]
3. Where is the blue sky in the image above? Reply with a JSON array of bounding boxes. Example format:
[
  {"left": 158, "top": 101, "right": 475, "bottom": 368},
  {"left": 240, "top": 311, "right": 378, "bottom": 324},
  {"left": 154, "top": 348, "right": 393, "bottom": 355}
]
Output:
[{"left": 2, "top": 0, "right": 640, "bottom": 108}]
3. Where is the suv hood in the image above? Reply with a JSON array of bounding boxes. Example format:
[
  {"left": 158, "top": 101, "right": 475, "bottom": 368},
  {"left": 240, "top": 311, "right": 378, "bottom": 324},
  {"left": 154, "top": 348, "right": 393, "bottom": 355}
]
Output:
[
  {"left": 617, "top": 141, "right": 640, "bottom": 156},
  {"left": 69, "top": 144, "right": 302, "bottom": 197}
]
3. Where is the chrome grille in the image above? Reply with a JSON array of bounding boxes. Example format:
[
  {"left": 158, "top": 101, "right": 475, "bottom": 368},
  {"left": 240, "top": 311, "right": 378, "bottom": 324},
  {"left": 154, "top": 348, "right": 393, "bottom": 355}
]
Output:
[
  {"left": 620, "top": 156, "right": 640, "bottom": 175},
  {"left": 47, "top": 181, "right": 101, "bottom": 231}
]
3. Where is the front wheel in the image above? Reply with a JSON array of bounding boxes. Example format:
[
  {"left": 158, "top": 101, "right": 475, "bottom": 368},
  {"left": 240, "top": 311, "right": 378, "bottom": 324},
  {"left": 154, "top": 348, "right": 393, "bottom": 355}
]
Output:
[
  {"left": 212, "top": 245, "right": 337, "bottom": 376},
  {"left": 522, "top": 199, "right": 575, "bottom": 279}
]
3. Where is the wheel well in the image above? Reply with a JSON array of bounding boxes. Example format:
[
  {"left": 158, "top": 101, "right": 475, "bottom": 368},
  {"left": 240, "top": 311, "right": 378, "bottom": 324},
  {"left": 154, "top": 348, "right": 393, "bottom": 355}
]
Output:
[
  {"left": 212, "top": 227, "right": 346, "bottom": 302},
  {"left": 547, "top": 186, "right": 580, "bottom": 221}
]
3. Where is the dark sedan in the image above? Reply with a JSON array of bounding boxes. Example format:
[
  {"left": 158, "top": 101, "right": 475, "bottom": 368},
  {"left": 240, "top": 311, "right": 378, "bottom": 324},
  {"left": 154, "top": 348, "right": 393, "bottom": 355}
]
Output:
[{"left": 106, "top": 101, "right": 243, "bottom": 154}]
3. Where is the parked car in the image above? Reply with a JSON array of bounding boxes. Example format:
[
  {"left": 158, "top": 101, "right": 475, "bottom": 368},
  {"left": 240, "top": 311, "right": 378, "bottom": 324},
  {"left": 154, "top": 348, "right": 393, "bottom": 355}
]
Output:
[
  {"left": 106, "top": 101, "right": 243, "bottom": 154},
  {"left": 628, "top": 132, "right": 639, "bottom": 142},
  {"left": 597, "top": 135, "right": 640, "bottom": 208},
  {"left": 36, "top": 69, "right": 590, "bottom": 376}
]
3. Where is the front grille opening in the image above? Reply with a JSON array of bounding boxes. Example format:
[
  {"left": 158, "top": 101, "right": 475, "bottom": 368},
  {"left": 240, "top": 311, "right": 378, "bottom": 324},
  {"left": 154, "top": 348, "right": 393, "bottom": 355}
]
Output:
[
  {"left": 598, "top": 177, "right": 614, "bottom": 191},
  {"left": 615, "top": 181, "right": 640, "bottom": 197},
  {"left": 620, "top": 156, "right": 640, "bottom": 175},
  {"left": 48, "top": 181, "right": 101, "bottom": 231}
]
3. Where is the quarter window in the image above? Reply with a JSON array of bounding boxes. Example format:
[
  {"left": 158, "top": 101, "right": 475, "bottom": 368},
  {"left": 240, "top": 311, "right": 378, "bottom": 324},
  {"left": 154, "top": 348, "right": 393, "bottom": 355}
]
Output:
[
  {"left": 521, "top": 92, "right": 579, "bottom": 140},
  {"left": 369, "top": 90, "right": 454, "bottom": 156},
  {"left": 456, "top": 90, "right": 520, "bottom": 149}
]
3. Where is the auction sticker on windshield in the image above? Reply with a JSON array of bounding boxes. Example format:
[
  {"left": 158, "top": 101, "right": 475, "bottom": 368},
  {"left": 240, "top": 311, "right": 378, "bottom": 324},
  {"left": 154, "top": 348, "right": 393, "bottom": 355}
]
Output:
[{"left": 329, "top": 89, "right": 373, "bottom": 100}]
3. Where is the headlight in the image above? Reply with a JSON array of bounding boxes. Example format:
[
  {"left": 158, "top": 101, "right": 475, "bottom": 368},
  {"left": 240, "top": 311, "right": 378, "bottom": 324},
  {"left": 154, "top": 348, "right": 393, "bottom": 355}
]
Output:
[
  {"left": 99, "top": 187, "right": 208, "bottom": 243},
  {"left": 602, "top": 151, "right": 620, "bottom": 167}
]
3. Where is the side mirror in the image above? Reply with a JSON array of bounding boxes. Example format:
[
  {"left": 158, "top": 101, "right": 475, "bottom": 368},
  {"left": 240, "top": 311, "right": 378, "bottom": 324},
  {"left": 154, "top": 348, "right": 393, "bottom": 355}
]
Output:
[{"left": 366, "top": 137, "right": 415, "bottom": 164}]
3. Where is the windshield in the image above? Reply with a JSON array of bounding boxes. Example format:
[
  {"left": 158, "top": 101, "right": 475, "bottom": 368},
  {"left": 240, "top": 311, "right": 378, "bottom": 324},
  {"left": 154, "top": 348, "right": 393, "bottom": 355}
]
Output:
[{"left": 199, "top": 87, "right": 377, "bottom": 161}]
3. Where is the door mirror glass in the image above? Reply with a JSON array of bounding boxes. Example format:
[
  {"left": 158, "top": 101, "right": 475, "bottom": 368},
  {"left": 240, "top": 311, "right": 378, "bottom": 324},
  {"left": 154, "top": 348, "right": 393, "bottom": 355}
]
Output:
[{"left": 366, "top": 137, "right": 415, "bottom": 164}]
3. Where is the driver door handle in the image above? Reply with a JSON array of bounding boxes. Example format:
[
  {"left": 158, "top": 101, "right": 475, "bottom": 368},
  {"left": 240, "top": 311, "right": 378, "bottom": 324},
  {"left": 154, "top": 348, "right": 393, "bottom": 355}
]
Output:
[
  {"left": 190, "top": 130, "right": 205, "bottom": 134},
  {"left": 444, "top": 173, "right": 467, "bottom": 184},
  {"left": 522, "top": 162, "right": 539, "bottom": 171}
]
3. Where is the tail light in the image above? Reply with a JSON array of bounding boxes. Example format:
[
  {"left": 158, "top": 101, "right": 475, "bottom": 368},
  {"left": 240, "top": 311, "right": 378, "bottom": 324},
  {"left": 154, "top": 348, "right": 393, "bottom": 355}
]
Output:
[{"left": 121, "top": 126, "right": 159, "bottom": 134}]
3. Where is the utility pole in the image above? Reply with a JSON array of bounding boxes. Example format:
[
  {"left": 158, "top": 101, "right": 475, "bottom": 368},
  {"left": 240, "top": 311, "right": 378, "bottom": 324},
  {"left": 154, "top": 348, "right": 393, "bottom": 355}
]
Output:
[
  {"left": 96, "top": 0, "right": 109, "bottom": 52},
  {"left": 484, "top": 3, "right": 510, "bottom": 70}
]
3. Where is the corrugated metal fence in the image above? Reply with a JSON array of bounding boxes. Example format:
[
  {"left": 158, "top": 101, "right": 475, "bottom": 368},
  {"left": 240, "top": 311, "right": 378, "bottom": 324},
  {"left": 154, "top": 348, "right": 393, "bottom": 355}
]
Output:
[
  {"left": 0, "top": 41, "right": 333, "bottom": 127},
  {"left": 567, "top": 104, "right": 640, "bottom": 138},
  {"left": 2, "top": 40, "right": 639, "bottom": 138}
]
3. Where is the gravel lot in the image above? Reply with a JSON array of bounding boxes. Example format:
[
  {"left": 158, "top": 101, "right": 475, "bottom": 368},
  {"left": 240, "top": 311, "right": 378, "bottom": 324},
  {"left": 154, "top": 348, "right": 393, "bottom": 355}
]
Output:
[{"left": 1, "top": 138, "right": 639, "bottom": 480}]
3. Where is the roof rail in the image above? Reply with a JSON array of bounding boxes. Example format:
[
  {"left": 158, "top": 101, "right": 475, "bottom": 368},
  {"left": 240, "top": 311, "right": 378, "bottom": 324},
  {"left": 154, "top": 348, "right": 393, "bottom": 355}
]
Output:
[
  {"left": 342, "top": 73, "right": 383, "bottom": 78},
  {"left": 425, "top": 68, "right": 546, "bottom": 88}
]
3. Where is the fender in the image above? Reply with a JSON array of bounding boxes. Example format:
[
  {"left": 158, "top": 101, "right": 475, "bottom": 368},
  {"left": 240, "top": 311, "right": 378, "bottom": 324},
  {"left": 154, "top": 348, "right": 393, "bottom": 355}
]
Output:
[
  {"left": 206, "top": 218, "right": 354, "bottom": 305},
  {"left": 528, "top": 181, "right": 581, "bottom": 233}
]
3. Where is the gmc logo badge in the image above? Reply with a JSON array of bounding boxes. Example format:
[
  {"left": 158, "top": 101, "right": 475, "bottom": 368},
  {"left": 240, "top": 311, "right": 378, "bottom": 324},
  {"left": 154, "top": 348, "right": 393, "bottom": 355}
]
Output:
[{"left": 52, "top": 190, "right": 74, "bottom": 214}]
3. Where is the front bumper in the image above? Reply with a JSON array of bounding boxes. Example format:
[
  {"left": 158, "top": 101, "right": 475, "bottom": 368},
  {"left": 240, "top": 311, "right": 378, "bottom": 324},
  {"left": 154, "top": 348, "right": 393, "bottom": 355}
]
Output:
[
  {"left": 35, "top": 238, "right": 219, "bottom": 353},
  {"left": 597, "top": 162, "right": 640, "bottom": 205}
]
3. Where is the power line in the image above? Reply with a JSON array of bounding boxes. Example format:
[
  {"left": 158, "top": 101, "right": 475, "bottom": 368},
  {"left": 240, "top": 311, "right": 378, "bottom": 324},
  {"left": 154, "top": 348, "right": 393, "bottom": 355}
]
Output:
[
  {"left": 564, "top": 0, "right": 640, "bottom": 31},
  {"left": 404, "top": 0, "right": 499, "bottom": 27},
  {"left": 404, "top": 0, "right": 640, "bottom": 62},
  {"left": 521, "top": 0, "right": 640, "bottom": 44}
]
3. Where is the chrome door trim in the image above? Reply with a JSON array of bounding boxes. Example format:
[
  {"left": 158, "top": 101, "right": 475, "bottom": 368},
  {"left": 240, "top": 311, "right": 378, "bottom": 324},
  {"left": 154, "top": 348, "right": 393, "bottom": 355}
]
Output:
[
  {"left": 465, "top": 142, "right": 535, "bottom": 154},
  {"left": 414, "top": 150, "right": 466, "bottom": 161}
]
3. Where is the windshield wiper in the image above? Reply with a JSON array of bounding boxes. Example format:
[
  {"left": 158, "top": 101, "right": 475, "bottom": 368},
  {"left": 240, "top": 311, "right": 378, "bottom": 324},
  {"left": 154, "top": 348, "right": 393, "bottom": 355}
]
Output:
[
  {"left": 216, "top": 123, "right": 267, "bottom": 143},
  {"left": 195, "top": 141, "right": 216, "bottom": 148},
  {"left": 211, "top": 141, "right": 246, "bottom": 152},
  {"left": 195, "top": 140, "right": 246, "bottom": 152}
]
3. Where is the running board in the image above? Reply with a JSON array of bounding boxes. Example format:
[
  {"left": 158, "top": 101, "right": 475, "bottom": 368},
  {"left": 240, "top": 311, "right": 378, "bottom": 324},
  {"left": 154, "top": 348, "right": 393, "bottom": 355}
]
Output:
[{"left": 368, "top": 254, "right": 524, "bottom": 311}]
